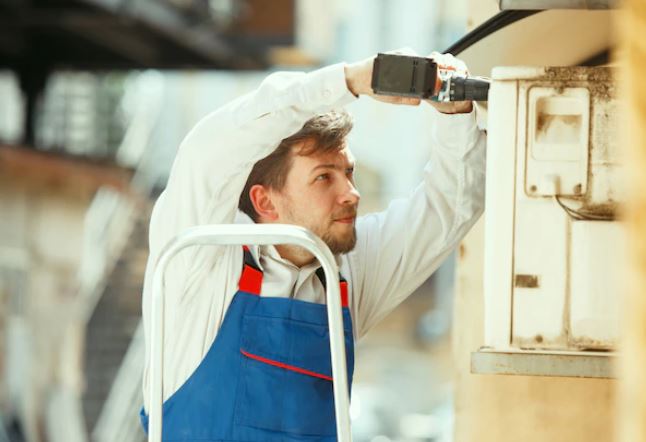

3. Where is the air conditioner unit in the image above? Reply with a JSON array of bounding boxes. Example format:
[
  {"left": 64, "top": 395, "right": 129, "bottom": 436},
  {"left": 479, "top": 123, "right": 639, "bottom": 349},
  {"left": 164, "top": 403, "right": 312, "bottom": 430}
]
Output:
[{"left": 472, "top": 66, "right": 623, "bottom": 378}]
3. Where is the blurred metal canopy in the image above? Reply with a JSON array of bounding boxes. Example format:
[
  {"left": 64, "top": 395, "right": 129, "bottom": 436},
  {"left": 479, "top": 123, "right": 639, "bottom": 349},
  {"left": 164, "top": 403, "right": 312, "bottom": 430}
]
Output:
[
  {"left": 0, "top": 0, "right": 294, "bottom": 71},
  {"left": 0, "top": 0, "right": 295, "bottom": 145}
]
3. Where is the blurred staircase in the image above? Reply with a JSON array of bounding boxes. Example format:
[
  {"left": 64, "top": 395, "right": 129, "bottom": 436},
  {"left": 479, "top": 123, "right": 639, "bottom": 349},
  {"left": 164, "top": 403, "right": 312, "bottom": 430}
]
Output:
[
  {"left": 72, "top": 71, "right": 163, "bottom": 442},
  {"left": 82, "top": 206, "right": 151, "bottom": 437}
]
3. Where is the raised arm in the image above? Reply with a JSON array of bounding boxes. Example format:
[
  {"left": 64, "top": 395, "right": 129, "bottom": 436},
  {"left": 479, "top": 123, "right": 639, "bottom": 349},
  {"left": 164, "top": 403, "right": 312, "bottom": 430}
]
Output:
[
  {"left": 342, "top": 52, "right": 486, "bottom": 338},
  {"left": 349, "top": 107, "right": 485, "bottom": 338},
  {"left": 147, "top": 64, "right": 357, "bottom": 270}
]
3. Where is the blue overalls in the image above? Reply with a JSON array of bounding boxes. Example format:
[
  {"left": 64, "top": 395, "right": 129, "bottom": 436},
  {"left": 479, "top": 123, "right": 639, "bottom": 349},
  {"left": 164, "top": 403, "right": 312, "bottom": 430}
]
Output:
[{"left": 141, "top": 246, "right": 355, "bottom": 441}]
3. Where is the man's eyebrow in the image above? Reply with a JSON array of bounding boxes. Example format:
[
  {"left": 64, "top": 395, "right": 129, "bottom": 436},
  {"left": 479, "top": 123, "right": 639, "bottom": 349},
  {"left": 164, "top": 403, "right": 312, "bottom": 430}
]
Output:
[{"left": 310, "top": 162, "right": 355, "bottom": 173}]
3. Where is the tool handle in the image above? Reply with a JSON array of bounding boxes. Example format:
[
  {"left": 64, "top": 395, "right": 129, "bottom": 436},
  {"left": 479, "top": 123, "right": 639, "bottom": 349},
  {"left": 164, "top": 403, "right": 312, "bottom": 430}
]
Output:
[{"left": 449, "top": 77, "right": 490, "bottom": 101}]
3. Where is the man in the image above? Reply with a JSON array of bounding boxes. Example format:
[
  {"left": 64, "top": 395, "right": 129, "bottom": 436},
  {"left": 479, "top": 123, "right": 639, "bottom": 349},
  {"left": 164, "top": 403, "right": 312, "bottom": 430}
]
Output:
[{"left": 140, "top": 51, "right": 485, "bottom": 441}]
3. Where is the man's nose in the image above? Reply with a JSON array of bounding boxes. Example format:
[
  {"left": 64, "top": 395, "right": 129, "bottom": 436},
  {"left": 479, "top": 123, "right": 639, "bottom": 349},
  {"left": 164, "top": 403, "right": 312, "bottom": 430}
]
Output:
[{"left": 339, "top": 181, "right": 361, "bottom": 206}]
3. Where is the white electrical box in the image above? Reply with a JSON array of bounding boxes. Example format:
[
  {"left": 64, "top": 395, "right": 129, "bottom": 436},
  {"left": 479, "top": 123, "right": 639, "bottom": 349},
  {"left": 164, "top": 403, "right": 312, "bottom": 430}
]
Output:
[{"left": 474, "top": 67, "right": 623, "bottom": 377}]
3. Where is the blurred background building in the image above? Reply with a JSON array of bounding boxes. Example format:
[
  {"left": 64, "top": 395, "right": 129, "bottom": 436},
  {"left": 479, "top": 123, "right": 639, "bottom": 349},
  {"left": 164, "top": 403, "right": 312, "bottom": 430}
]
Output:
[
  {"left": 0, "top": 1, "right": 636, "bottom": 442},
  {"left": 0, "top": 1, "right": 468, "bottom": 441}
]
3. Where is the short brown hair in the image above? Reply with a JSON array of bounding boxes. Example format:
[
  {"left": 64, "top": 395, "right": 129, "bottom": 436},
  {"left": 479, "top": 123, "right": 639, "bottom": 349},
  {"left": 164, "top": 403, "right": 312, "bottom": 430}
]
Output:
[{"left": 238, "top": 110, "right": 353, "bottom": 222}]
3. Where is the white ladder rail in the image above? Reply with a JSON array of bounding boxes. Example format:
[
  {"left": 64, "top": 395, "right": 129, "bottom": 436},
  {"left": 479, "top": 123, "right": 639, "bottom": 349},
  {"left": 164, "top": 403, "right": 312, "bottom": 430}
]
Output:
[{"left": 148, "top": 224, "right": 352, "bottom": 442}]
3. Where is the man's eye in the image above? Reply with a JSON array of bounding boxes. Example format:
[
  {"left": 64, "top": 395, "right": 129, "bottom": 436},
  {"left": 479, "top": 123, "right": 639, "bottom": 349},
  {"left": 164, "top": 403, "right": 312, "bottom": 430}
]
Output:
[{"left": 315, "top": 174, "right": 330, "bottom": 181}]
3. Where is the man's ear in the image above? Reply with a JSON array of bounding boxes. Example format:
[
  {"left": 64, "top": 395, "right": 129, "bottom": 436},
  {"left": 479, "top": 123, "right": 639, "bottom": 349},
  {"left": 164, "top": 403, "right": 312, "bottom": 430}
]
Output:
[{"left": 249, "top": 184, "right": 279, "bottom": 222}]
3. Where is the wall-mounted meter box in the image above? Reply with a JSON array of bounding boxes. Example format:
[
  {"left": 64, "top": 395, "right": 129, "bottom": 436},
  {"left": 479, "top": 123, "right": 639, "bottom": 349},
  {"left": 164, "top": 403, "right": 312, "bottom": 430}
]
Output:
[{"left": 472, "top": 67, "right": 623, "bottom": 378}]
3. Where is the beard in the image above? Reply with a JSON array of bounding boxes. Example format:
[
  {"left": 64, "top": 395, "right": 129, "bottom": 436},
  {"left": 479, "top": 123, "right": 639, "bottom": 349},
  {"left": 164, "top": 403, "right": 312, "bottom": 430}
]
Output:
[
  {"left": 320, "top": 224, "right": 357, "bottom": 255},
  {"left": 283, "top": 202, "right": 358, "bottom": 255}
]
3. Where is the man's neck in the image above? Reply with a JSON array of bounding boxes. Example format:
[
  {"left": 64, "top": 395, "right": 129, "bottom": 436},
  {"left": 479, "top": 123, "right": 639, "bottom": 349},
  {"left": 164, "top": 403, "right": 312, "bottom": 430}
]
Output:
[{"left": 275, "top": 244, "right": 317, "bottom": 268}]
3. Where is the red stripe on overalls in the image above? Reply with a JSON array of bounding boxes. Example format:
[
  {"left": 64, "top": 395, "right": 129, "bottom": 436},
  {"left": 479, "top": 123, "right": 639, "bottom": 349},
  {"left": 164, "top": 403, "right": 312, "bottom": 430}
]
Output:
[{"left": 240, "top": 350, "right": 333, "bottom": 381}]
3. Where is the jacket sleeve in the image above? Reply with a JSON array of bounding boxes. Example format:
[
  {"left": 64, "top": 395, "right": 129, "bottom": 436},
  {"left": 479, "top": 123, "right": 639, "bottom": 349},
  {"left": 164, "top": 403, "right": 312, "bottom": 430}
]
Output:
[
  {"left": 347, "top": 105, "right": 486, "bottom": 339},
  {"left": 147, "top": 63, "right": 357, "bottom": 303}
]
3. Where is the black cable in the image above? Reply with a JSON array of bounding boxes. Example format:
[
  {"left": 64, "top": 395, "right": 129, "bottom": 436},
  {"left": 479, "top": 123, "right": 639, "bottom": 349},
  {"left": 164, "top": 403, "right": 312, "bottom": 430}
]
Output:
[
  {"left": 553, "top": 195, "right": 615, "bottom": 221},
  {"left": 443, "top": 10, "right": 543, "bottom": 56}
]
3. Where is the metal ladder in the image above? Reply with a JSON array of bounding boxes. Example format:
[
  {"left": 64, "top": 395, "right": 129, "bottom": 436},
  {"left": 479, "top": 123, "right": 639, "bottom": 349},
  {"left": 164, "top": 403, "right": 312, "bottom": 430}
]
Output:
[{"left": 147, "top": 224, "right": 352, "bottom": 442}]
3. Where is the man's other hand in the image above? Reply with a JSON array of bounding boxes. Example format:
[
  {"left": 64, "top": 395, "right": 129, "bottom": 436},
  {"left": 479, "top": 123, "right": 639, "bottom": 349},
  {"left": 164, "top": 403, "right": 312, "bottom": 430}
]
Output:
[{"left": 426, "top": 51, "right": 473, "bottom": 114}]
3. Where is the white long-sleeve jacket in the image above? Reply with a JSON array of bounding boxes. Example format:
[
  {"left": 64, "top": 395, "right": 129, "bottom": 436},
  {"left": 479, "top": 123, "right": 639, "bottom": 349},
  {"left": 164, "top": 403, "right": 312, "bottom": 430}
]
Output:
[{"left": 141, "top": 62, "right": 486, "bottom": 409}]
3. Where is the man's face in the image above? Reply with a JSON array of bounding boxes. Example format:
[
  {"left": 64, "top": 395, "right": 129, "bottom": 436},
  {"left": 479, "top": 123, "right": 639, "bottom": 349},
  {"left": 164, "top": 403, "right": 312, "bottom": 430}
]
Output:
[{"left": 272, "top": 142, "right": 360, "bottom": 255}]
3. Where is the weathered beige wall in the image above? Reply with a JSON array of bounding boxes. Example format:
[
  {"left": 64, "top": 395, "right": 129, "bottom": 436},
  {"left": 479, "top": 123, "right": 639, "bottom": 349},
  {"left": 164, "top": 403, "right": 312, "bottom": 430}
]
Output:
[
  {"left": 465, "top": 0, "right": 498, "bottom": 31},
  {"left": 453, "top": 220, "right": 616, "bottom": 442},
  {"left": 618, "top": 0, "right": 646, "bottom": 441}
]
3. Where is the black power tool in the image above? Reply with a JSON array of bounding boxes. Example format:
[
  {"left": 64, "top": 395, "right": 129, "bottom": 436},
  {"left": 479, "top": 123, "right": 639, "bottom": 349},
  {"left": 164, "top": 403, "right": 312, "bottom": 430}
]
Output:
[{"left": 371, "top": 53, "right": 490, "bottom": 102}]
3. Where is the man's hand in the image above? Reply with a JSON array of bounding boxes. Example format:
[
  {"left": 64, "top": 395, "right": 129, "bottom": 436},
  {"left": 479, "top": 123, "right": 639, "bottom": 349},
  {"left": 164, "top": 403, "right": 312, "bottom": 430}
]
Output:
[
  {"left": 344, "top": 49, "right": 473, "bottom": 114},
  {"left": 426, "top": 51, "right": 473, "bottom": 114}
]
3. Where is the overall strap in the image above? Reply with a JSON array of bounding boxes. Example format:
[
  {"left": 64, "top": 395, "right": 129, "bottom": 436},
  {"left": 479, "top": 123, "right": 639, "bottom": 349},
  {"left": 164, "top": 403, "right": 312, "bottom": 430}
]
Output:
[
  {"left": 315, "top": 267, "right": 349, "bottom": 308},
  {"left": 238, "top": 246, "right": 348, "bottom": 307},
  {"left": 238, "top": 246, "right": 263, "bottom": 295}
]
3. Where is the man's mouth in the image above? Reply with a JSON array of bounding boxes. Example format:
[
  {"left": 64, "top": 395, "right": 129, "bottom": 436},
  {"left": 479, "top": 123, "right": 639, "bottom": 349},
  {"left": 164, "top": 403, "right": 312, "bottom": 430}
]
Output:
[{"left": 334, "top": 217, "right": 355, "bottom": 224}]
